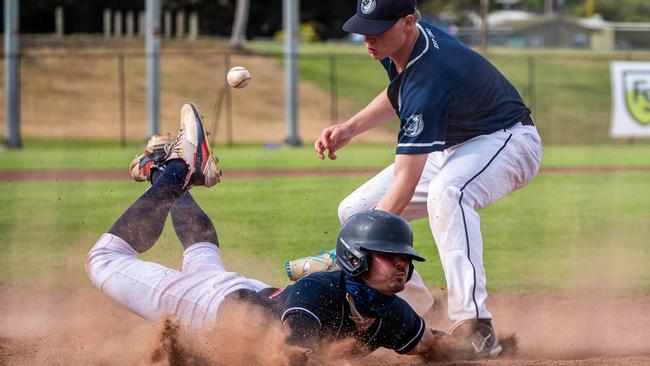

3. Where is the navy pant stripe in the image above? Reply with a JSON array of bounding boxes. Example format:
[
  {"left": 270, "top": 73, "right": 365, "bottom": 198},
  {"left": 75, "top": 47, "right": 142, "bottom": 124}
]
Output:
[{"left": 458, "top": 133, "right": 513, "bottom": 318}]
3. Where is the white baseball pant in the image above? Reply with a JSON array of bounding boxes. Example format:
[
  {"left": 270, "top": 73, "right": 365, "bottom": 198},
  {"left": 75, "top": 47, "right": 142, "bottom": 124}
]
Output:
[
  {"left": 338, "top": 123, "right": 543, "bottom": 323},
  {"left": 85, "top": 234, "right": 271, "bottom": 329}
]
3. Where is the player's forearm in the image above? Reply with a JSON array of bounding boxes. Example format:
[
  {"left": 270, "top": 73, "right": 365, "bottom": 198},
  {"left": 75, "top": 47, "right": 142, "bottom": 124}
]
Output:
[
  {"left": 375, "top": 154, "right": 428, "bottom": 215},
  {"left": 343, "top": 88, "right": 396, "bottom": 136},
  {"left": 375, "top": 183, "right": 416, "bottom": 215}
]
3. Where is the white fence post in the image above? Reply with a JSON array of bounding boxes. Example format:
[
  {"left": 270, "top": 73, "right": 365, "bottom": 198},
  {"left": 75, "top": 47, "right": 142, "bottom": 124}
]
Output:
[
  {"left": 175, "top": 10, "right": 185, "bottom": 39},
  {"left": 189, "top": 11, "right": 198, "bottom": 41},
  {"left": 114, "top": 10, "right": 122, "bottom": 38},
  {"left": 103, "top": 8, "right": 112, "bottom": 39},
  {"left": 55, "top": 6, "right": 64, "bottom": 37},
  {"left": 126, "top": 10, "right": 134, "bottom": 39}
]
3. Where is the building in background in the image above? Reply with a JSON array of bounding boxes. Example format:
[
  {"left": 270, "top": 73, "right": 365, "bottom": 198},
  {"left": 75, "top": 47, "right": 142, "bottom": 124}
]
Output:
[{"left": 456, "top": 10, "right": 650, "bottom": 51}]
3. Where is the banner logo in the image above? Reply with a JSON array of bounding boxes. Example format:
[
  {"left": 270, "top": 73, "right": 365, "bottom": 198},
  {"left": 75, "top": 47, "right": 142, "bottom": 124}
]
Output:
[
  {"left": 624, "top": 71, "right": 650, "bottom": 125},
  {"left": 609, "top": 61, "right": 650, "bottom": 137}
]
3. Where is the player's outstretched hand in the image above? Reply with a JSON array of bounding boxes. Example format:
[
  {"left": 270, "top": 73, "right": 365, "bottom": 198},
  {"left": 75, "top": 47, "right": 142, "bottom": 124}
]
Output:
[{"left": 314, "top": 124, "right": 353, "bottom": 160}]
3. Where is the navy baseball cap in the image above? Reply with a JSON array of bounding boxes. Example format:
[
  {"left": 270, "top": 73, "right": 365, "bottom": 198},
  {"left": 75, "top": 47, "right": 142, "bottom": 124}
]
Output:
[{"left": 343, "top": 0, "right": 417, "bottom": 35}]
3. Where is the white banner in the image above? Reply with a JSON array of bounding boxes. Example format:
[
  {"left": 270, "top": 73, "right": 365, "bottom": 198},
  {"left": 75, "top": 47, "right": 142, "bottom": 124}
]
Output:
[{"left": 610, "top": 61, "right": 650, "bottom": 137}]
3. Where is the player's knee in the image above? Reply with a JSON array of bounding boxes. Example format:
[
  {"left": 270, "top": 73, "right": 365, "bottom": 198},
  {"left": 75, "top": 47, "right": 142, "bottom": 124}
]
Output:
[
  {"left": 427, "top": 179, "right": 471, "bottom": 235},
  {"left": 338, "top": 188, "right": 382, "bottom": 224},
  {"left": 427, "top": 179, "right": 463, "bottom": 219},
  {"left": 84, "top": 247, "right": 102, "bottom": 286},
  {"left": 85, "top": 242, "right": 114, "bottom": 285},
  {"left": 428, "top": 177, "right": 485, "bottom": 211},
  {"left": 338, "top": 197, "right": 357, "bottom": 224},
  {"left": 84, "top": 234, "right": 138, "bottom": 287}
]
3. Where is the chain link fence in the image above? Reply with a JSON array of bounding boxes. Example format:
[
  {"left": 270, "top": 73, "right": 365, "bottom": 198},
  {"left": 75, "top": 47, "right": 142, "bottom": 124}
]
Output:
[{"left": 2, "top": 44, "right": 650, "bottom": 146}]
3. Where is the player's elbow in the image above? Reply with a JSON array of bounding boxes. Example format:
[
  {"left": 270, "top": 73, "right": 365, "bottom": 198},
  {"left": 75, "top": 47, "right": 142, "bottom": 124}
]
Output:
[
  {"left": 282, "top": 312, "right": 321, "bottom": 350},
  {"left": 338, "top": 200, "right": 350, "bottom": 224}
]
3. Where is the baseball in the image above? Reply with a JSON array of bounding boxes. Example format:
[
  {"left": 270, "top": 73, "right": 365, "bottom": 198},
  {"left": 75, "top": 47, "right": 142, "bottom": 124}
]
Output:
[{"left": 227, "top": 66, "right": 251, "bottom": 89}]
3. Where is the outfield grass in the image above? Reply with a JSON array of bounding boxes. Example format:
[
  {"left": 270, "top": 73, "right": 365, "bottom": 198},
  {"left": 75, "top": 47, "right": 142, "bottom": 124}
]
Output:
[
  {"left": 1, "top": 145, "right": 649, "bottom": 293},
  {"left": 2, "top": 140, "right": 648, "bottom": 292},
  {"left": 0, "top": 140, "right": 395, "bottom": 171},
  {"left": 2, "top": 140, "right": 650, "bottom": 171}
]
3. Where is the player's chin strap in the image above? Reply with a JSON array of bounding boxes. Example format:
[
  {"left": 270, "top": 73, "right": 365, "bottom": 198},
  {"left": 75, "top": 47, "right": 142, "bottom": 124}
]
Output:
[{"left": 344, "top": 274, "right": 395, "bottom": 318}]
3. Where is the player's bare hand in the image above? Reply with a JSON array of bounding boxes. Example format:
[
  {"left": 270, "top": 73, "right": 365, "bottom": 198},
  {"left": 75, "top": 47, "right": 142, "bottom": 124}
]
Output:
[{"left": 314, "top": 124, "right": 353, "bottom": 160}]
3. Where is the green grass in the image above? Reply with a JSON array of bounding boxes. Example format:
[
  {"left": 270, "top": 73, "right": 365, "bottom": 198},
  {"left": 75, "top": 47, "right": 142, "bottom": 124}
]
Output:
[
  {"left": 541, "top": 145, "right": 650, "bottom": 167},
  {"left": 1, "top": 158, "right": 649, "bottom": 294},
  {"left": 1, "top": 137, "right": 649, "bottom": 293},
  {"left": 0, "top": 140, "right": 395, "bottom": 170},
  {"left": 2, "top": 140, "right": 650, "bottom": 171}
]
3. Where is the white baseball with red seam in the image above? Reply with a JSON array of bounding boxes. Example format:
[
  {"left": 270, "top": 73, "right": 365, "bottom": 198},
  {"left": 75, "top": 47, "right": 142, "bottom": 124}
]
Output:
[{"left": 226, "top": 66, "right": 251, "bottom": 89}]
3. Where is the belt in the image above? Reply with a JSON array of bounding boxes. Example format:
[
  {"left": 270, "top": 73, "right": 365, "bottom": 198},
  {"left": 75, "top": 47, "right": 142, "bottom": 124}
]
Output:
[{"left": 521, "top": 115, "right": 535, "bottom": 126}]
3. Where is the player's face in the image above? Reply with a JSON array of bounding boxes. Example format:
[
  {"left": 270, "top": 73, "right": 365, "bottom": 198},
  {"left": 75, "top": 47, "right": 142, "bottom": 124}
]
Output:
[
  {"left": 362, "top": 251, "right": 410, "bottom": 295},
  {"left": 363, "top": 15, "right": 413, "bottom": 60}
]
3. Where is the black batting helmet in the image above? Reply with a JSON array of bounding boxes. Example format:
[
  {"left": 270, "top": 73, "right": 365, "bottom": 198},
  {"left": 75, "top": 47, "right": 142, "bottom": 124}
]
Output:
[{"left": 336, "top": 210, "right": 425, "bottom": 281}]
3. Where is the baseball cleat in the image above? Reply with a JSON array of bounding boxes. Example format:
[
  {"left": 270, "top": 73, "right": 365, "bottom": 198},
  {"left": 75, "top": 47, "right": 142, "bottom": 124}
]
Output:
[
  {"left": 165, "top": 102, "right": 221, "bottom": 189},
  {"left": 285, "top": 249, "right": 339, "bottom": 281},
  {"left": 129, "top": 135, "right": 172, "bottom": 183},
  {"left": 449, "top": 319, "right": 502, "bottom": 360}
]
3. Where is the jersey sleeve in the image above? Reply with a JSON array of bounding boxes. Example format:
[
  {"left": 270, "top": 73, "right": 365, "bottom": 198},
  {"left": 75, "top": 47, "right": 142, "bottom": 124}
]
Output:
[
  {"left": 367, "top": 297, "right": 426, "bottom": 354},
  {"left": 280, "top": 275, "right": 332, "bottom": 348},
  {"left": 396, "top": 66, "right": 451, "bottom": 155}
]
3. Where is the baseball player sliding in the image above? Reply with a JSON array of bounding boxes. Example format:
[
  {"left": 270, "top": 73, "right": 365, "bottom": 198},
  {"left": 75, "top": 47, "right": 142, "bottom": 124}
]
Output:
[
  {"left": 300, "top": 0, "right": 543, "bottom": 358},
  {"left": 85, "top": 103, "right": 486, "bottom": 364}
]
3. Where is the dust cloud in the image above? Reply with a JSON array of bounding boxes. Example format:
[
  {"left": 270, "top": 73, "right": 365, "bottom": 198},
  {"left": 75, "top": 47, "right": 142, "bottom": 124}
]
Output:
[{"left": 1, "top": 283, "right": 649, "bottom": 365}]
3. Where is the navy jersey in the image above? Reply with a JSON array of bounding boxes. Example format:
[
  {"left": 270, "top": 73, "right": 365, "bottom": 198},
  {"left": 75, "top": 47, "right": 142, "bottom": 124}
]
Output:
[
  {"left": 238, "top": 271, "right": 425, "bottom": 354},
  {"left": 381, "top": 22, "right": 530, "bottom": 154}
]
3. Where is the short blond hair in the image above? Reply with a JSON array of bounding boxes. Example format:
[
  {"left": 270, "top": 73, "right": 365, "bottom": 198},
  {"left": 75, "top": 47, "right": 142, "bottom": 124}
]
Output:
[{"left": 413, "top": 8, "right": 421, "bottom": 22}]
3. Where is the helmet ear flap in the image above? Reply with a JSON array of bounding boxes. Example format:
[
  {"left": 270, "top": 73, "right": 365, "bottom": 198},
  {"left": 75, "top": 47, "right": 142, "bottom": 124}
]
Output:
[
  {"left": 336, "top": 244, "right": 369, "bottom": 277},
  {"left": 406, "top": 260, "right": 414, "bottom": 282}
]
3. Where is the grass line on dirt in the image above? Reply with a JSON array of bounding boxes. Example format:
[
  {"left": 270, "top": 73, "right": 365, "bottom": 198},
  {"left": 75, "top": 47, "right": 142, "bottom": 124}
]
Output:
[{"left": 2, "top": 142, "right": 650, "bottom": 171}]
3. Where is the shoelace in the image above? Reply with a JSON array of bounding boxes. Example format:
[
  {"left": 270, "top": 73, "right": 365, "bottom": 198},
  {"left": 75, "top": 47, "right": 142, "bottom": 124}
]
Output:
[
  {"left": 163, "top": 110, "right": 207, "bottom": 159},
  {"left": 163, "top": 143, "right": 173, "bottom": 158},
  {"left": 165, "top": 125, "right": 185, "bottom": 159}
]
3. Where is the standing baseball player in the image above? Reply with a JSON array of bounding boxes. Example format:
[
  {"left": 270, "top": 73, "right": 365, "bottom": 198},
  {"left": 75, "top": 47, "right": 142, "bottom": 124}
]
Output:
[
  {"left": 312, "top": 0, "right": 543, "bottom": 358},
  {"left": 85, "top": 103, "right": 479, "bottom": 363}
]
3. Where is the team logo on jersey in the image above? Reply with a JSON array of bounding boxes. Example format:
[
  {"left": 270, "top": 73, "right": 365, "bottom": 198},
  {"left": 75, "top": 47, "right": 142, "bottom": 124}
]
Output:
[
  {"left": 403, "top": 114, "right": 424, "bottom": 137},
  {"left": 624, "top": 71, "right": 650, "bottom": 125},
  {"left": 361, "top": 0, "right": 376, "bottom": 15}
]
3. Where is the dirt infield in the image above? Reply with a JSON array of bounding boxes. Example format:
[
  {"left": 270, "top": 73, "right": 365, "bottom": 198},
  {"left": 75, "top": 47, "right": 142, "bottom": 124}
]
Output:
[
  {"left": 2, "top": 166, "right": 650, "bottom": 182},
  {"left": 1, "top": 283, "right": 649, "bottom": 365}
]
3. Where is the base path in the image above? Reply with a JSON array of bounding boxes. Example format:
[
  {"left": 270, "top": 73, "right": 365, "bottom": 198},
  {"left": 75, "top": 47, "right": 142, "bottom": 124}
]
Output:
[
  {"left": 1, "top": 166, "right": 649, "bottom": 182},
  {"left": 1, "top": 284, "right": 649, "bottom": 365}
]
